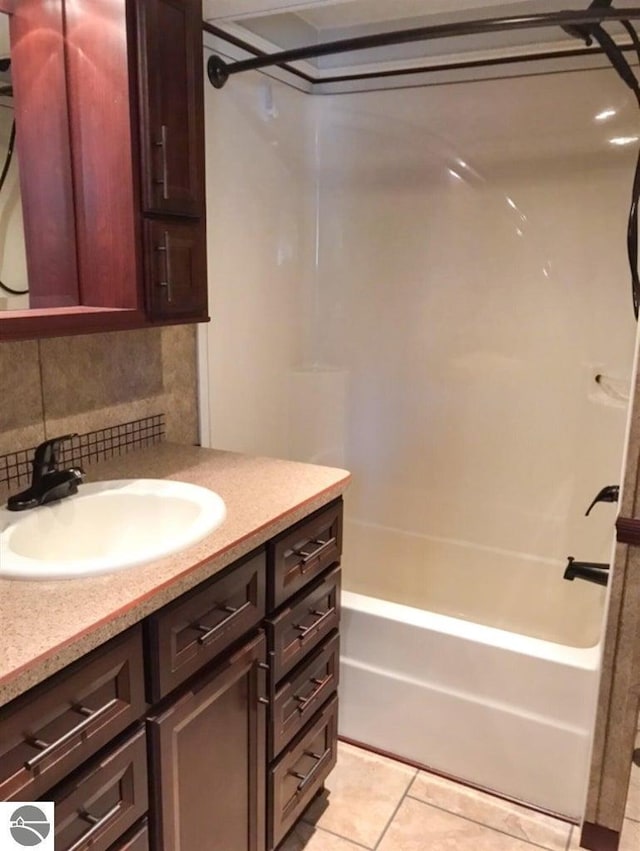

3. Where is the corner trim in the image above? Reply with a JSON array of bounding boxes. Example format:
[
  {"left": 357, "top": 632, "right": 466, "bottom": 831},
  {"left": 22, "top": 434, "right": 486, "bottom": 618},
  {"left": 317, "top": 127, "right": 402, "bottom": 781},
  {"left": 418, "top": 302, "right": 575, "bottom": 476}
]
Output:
[
  {"left": 616, "top": 516, "right": 640, "bottom": 545},
  {"left": 580, "top": 822, "right": 620, "bottom": 851}
]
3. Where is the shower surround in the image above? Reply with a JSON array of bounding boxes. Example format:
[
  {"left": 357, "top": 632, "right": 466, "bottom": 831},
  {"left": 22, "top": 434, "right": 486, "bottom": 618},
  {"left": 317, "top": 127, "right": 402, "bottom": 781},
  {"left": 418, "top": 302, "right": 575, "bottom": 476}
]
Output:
[{"left": 203, "top": 55, "right": 639, "bottom": 817}]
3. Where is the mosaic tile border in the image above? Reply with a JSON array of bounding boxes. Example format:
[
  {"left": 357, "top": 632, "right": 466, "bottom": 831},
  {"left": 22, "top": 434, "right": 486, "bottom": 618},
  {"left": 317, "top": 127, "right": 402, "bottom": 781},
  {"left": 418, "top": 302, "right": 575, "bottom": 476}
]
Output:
[{"left": 0, "top": 414, "right": 165, "bottom": 490}]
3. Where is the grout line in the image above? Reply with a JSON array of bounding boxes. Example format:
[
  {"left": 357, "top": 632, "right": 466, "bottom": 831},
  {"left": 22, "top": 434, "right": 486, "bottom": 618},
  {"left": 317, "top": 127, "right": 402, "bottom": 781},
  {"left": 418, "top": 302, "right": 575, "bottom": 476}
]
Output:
[
  {"left": 312, "top": 825, "right": 373, "bottom": 849},
  {"left": 401, "top": 796, "right": 571, "bottom": 851},
  {"left": 372, "top": 769, "right": 418, "bottom": 850},
  {"left": 338, "top": 736, "right": 574, "bottom": 826},
  {"left": 627, "top": 814, "right": 640, "bottom": 823},
  {"left": 565, "top": 825, "right": 574, "bottom": 851}
]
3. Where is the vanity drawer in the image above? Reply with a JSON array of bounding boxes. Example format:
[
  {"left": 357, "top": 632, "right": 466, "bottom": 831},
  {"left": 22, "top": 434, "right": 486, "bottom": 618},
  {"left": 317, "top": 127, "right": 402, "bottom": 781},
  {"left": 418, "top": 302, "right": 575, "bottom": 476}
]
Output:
[
  {"left": 266, "top": 567, "right": 341, "bottom": 685},
  {"left": 0, "top": 626, "right": 146, "bottom": 802},
  {"left": 268, "top": 500, "right": 342, "bottom": 610},
  {"left": 50, "top": 727, "right": 148, "bottom": 851},
  {"left": 269, "top": 694, "right": 338, "bottom": 850},
  {"left": 146, "top": 548, "right": 266, "bottom": 701},
  {"left": 108, "top": 819, "right": 149, "bottom": 851},
  {"left": 270, "top": 632, "right": 339, "bottom": 760}
]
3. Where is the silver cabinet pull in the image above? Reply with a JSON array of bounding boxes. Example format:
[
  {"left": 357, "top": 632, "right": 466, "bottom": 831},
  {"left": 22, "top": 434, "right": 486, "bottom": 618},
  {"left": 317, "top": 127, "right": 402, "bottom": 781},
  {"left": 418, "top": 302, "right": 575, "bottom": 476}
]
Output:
[
  {"left": 293, "top": 608, "right": 334, "bottom": 646},
  {"left": 295, "top": 537, "right": 336, "bottom": 571},
  {"left": 288, "top": 746, "right": 331, "bottom": 792},
  {"left": 155, "top": 231, "right": 173, "bottom": 303},
  {"left": 67, "top": 802, "right": 121, "bottom": 851},
  {"left": 153, "top": 124, "right": 169, "bottom": 200},
  {"left": 294, "top": 673, "right": 331, "bottom": 715},
  {"left": 193, "top": 599, "right": 252, "bottom": 646},
  {"left": 24, "top": 698, "right": 119, "bottom": 771}
]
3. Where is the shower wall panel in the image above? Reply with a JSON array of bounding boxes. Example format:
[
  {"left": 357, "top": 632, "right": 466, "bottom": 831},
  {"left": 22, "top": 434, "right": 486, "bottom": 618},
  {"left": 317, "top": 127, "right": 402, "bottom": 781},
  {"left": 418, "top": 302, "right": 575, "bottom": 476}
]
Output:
[{"left": 314, "top": 70, "right": 638, "bottom": 643}]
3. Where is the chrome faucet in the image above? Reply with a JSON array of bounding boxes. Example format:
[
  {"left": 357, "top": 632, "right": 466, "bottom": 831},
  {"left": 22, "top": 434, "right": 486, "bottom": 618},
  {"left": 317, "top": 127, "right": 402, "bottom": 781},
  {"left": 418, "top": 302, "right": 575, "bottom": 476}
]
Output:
[{"left": 6, "top": 435, "right": 84, "bottom": 511}]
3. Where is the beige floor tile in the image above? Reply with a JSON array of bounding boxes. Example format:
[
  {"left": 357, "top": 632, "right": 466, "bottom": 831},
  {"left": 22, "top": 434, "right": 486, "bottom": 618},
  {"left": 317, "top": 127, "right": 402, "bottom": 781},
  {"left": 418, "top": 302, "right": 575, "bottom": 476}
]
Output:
[
  {"left": 302, "top": 742, "right": 416, "bottom": 848},
  {"left": 567, "top": 825, "right": 586, "bottom": 848},
  {"left": 408, "top": 771, "right": 571, "bottom": 850},
  {"left": 377, "top": 797, "right": 549, "bottom": 851},
  {"left": 279, "top": 822, "right": 367, "bottom": 850},
  {"left": 620, "top": 818, "right": 640, "bottom": 851}
]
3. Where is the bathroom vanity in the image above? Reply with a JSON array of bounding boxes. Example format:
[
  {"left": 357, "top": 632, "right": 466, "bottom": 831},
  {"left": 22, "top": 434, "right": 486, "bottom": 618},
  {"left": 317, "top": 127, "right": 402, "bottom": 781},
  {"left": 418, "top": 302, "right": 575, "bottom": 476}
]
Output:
[{"left": 0, "top": 445, "right": 350, "bottom": 850}]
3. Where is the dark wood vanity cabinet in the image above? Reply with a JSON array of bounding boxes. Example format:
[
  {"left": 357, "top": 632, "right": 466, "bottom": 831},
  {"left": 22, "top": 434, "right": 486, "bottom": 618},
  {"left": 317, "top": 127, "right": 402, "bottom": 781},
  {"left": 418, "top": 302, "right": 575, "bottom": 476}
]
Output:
[
  {"left": 0, "top": 499, "right": 344, "bottom": 851},
  {"left": 265, "top": 502, "right": 343, "bottom": 850},
  {"left": 50, "top": 728, "right": 149, "bottom": 851},
  {"left": 148, "top": 632, "right": 267, "bottom": 851}
]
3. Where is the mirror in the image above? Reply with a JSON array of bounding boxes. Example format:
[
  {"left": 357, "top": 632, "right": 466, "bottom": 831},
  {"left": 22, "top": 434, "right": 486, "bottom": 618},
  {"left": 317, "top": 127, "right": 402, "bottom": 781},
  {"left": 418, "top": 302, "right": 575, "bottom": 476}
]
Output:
[{"left": 0, "top": 11, "right": 28, "bottom": 311}]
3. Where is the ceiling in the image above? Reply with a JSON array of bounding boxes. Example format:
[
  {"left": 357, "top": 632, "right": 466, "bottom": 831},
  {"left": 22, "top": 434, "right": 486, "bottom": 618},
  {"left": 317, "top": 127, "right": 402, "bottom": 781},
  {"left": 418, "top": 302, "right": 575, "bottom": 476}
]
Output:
[{"left": 202, "top": 0, "right": 640, "bottom": 93}]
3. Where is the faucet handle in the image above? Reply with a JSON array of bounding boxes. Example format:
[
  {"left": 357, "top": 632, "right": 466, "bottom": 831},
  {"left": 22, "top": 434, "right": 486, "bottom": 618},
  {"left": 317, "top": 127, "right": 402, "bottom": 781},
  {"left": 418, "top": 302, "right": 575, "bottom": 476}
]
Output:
[
  {"left": 33, "top": 434, "right": 78, "bottom": 474},
  {"left": 585, "top": 485, "right": 620, "bottom": 516}
]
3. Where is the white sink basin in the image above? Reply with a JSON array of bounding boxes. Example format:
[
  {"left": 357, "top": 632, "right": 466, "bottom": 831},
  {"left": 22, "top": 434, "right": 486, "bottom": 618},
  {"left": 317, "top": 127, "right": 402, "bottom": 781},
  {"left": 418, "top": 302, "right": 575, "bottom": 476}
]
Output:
[{"left": 0, "top": 479, "right": 226, "bottom": 580}]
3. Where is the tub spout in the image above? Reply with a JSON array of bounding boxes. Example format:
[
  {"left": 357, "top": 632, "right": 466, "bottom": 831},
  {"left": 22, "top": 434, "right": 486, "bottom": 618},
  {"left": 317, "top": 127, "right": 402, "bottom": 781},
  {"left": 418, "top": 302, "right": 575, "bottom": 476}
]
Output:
[{"left": 563, "top": 557, "right": 609, "bottom": 587}]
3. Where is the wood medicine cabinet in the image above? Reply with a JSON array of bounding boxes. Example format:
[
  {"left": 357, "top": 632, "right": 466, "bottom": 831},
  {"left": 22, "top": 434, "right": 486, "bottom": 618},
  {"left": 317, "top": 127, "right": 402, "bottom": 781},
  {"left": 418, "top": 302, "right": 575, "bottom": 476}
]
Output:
[{"left": 0, "top": 0, "right": 208, "bottom": 341}]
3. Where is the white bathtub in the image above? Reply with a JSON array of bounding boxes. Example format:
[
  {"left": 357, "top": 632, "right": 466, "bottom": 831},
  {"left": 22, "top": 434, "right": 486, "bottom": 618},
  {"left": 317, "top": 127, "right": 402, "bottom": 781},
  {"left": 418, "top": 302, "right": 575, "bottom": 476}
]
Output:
[{"left": 339, "top": 589, "right": 601, "bottom": 820}]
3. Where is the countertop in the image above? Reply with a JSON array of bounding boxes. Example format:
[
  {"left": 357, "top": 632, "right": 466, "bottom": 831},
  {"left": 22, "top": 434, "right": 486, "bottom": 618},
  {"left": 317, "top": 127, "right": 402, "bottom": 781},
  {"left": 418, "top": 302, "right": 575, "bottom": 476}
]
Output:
[{"left": 0, "top": 443, "right": 351, "bottom": 708}]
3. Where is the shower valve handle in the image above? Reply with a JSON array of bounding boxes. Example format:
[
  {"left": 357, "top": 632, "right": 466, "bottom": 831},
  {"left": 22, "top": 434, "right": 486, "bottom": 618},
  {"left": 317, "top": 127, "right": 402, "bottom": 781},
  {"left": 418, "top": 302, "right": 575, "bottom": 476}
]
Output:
[{"left": 585, "top": 485, "right": 620, "bottom": 516}]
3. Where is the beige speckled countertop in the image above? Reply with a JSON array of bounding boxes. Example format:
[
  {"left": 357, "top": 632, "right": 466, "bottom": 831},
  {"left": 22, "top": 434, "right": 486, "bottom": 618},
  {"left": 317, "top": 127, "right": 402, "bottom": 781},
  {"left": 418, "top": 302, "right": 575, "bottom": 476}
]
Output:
[{"left": 0, "top": 444, "right": 351, "bottom": 708}]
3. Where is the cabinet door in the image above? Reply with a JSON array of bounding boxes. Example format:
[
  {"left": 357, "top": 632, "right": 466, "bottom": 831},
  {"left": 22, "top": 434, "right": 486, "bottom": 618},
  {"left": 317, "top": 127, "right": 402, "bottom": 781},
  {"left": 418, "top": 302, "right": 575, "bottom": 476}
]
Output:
[
  {"left": 148, "top": 632, "right": 267, "bottom": 851},
  {"left": 137, "top": 0, "right": 204, "bottom": 217},
  {"left": 144, "top": 219, "right": 207, "bottom": 320}
]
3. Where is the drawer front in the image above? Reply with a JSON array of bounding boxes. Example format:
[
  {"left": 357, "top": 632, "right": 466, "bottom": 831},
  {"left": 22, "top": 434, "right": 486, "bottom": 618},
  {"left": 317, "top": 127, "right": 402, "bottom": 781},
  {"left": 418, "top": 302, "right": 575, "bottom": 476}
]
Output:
[
  {"left": 269, "top": 500, "right": 342, "bottom": 610},
  {"left": 269, "top": 694, "right": 338, "bottom": 850},
  {"left": 50, "top": 728, "right": 148, "bottom": 851},
  {"left": 109, "top": 819, "right": 149, "bottom": 851},
  {"left": 0, "top": 626, "right": 146, "bottom": 802},
  {"left": 270, "top": 632, "right": 339, "bottom": 760},
  {"left": 267, "top": 567, "right": 341, "bottom": 684},
  {"left": 146, "top": 549, "right": 266, "bottom": 701}
]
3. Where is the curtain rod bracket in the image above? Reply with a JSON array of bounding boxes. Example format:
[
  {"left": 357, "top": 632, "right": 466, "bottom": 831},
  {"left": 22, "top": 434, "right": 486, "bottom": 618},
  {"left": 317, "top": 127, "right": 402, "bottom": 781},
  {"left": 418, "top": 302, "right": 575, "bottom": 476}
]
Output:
[{"left": 208, "top": 55, "right": 230, "bottom": 89}]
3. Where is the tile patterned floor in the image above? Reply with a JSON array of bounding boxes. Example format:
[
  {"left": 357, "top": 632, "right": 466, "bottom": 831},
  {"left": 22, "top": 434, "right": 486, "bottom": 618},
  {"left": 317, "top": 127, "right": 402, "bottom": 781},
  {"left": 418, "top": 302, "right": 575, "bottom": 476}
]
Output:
[{"left": 279, "top": 741, "right": 640, "bottom": 851}]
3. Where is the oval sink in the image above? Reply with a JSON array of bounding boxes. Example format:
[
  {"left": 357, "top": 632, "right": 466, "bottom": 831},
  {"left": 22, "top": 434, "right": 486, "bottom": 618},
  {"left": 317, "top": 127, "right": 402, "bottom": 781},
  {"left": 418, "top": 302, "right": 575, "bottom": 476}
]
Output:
[{"left": 0, "top": 479, "right": 226, "bottom": 580}]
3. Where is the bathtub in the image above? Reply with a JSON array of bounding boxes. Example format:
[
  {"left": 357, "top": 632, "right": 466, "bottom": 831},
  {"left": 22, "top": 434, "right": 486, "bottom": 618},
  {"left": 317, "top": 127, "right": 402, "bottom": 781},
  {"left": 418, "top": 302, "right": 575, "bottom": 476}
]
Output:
[{"left": 339, "top": 589, "right": 601, "bottom": 820}]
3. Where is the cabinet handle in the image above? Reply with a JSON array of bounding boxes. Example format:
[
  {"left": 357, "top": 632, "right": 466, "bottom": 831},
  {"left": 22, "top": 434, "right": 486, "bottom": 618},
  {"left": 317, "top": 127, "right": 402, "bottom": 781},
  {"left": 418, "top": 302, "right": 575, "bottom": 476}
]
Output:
[
  {"left": 293, "top": 608, "right": 334, "bottom": 646},
  {"left": 154, "top": 124, "right": 169, "bottom": 200},
  {"left": 288, "top": 746, "right": 331, "bottom": 793},
  {"left": 67, "top": 802, "right": 122, "bottom": 851},
  {"left": 155, "top": 231, "right": 173, "bottom": 303},
  {"left": 193, "top": 599, "right": 252, "bottom": 646},
  {"left": 24, "top": 698, "right": 119, "bottom": 770},
  {"left": 295, "top": 537, "right": 336, "bottom": 572},
  {"left": 294, "top": 673, "right": 331, "bottom": 715}
]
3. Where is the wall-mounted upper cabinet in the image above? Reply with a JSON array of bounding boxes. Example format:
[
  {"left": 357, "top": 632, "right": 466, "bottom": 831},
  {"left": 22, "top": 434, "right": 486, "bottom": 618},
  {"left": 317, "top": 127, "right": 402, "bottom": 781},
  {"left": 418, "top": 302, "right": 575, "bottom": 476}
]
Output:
[
  {"left": 137, "top": 0, "right": 205, "bottom": 218},
  {"left": 0, "top": 0, "right": 208, "bottom": 341}
]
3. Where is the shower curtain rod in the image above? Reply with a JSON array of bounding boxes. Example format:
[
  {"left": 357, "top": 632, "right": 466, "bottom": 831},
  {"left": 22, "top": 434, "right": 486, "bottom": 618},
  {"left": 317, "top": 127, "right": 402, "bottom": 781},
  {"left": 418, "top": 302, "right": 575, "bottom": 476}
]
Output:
[{"left": 207, "top": 6, "right": 640, "bottom": 88}]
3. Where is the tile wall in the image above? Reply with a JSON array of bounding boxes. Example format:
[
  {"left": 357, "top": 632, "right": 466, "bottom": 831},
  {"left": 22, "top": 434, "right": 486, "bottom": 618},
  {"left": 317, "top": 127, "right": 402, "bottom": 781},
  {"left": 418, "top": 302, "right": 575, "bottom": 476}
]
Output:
[{"left": 0, "top": 324, "right": 199, "bottom": 467}]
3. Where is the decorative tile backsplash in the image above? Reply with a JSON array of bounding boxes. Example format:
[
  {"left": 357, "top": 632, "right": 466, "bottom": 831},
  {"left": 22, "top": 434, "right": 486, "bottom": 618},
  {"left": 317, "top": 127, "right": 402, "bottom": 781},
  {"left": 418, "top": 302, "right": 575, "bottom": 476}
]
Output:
[{"left": 0, "top": 414, "right": 165, "bottom": 490}]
